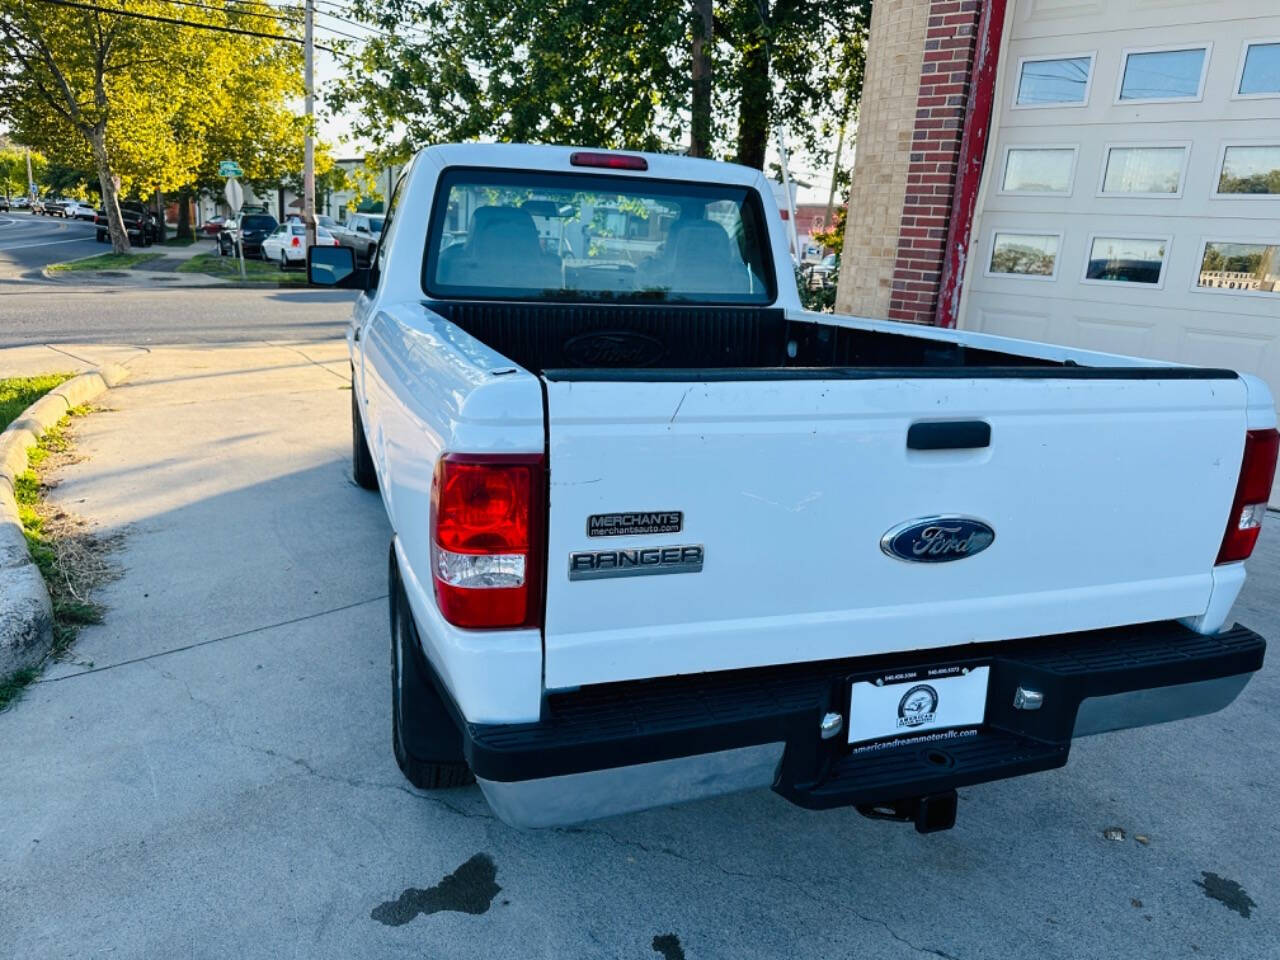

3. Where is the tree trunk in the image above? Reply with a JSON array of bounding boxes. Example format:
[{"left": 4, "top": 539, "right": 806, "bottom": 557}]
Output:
[
  {"left": 735, "top": 35, "right": 769, "bottom": 169},
  {"left": 176, "top": 189, "right": 194, "bottom": 241},
  {"left": 690, "top": 0, "right": 714, "bottom": 158},
  {"left": 88, "top": 125, "right": 130, "bottom": 254},
  {"left": 154, "top": 189, "right": 168, "bottom": 243}
]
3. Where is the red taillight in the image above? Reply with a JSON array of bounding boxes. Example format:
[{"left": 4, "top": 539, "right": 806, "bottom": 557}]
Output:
[
  {"left": 1217, "top": 428, "right": 1279, "bottom": 564},
  {"left": 291, "top": 236, "right": 300, "bottom": 247},
  {"left": 430, "top": 454, "right": 544, "bottom": 629},
  {"left": 569, "top": 151, "right": 648, "bottom": 171}
]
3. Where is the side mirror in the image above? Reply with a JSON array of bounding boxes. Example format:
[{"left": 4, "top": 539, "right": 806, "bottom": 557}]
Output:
[{"left": 308, "top": 244, "right": 356, "bottom": 286}]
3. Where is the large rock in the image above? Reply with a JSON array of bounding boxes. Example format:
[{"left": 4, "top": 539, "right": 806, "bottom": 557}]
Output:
[{"left": 0, "top": 563, "right": 53, "bottom": 676}]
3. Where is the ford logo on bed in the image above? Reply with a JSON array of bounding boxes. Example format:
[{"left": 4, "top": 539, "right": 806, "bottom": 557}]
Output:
[
  {"left": 880, "top": 516, "right": 995, "bottom": 563},
  {"left": 563, "top": 331, "right": 666, "bottom": 367}
]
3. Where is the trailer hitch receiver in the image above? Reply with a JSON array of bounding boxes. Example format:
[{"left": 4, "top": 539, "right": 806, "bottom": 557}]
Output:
[{"left": 856, "top": 790, "right": 958, "bottom": 834}]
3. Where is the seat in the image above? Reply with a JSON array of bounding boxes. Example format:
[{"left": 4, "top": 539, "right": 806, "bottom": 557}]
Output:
[
  {"left": 666, "top": 220, "right": 750, "bottom": 295},
  {"left": 437, "top": 206, "right": 561, "bottom": 291}
]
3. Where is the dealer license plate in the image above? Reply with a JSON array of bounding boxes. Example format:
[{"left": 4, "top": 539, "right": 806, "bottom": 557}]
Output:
[{"left": 847, "top": 664, "right": 989, "bottom": 746}]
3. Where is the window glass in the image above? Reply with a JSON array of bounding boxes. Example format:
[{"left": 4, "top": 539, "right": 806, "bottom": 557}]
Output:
[
  {"left": 989, "top": 233, "right": 1059, "bottom": 277},
  {"left": 1002, "top": 148, "right": 1075, "bottom": 193},
  {"left": 424, "top": 169, "right": 776, "bottom": 303},
  {"left": 1016, "top": 57, "right": 1092, "bottom": 105},
  {"left": 1240, "top": 42, "right": 1280, "bottom": 95},
  {"left": 1216, "top": 145, "right": 1280, "bottom": 195},
  {"left": 1085, "top": 237, "right": 1166, "bottom": 284},
  {"left": 1119, "top": 48, "right": 1206, "bottom": 101},
  {"left": 1101, "top": 146, "right": 1185, "bottom": 194},
  {"left": 1196, "top": 242, "right": 1280, "bottom": 294}
]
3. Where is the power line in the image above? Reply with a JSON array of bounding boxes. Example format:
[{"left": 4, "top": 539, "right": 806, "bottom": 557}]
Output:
[
  {"left": 146, "top": 0, "right": 300, "bottom": 26},
  {"left": 31, "top": 0, "right": 342, "bottom": 54}
]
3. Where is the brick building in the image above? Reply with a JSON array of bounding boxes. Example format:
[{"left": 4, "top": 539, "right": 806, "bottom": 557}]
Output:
[{"left": 837, "top": 0, "right": 1280, "bottom": 404}]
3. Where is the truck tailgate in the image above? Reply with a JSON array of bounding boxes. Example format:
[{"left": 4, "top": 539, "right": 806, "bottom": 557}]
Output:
[{"left": 541, "top": 374, "right": 1247, "bottom": 690}]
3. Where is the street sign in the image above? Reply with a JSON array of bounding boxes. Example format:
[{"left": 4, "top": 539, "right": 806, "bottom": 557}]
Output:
[
  {"left": 224, "top": 178, "right": 244, "bottom": 214},
  {"left": 219, "top": 160, "right": 243, "bottom": 178}
]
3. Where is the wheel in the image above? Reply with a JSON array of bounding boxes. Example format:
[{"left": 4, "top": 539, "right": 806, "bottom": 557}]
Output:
[
  {"left": 351, "top": 380, "right": 378, "bottom": 491},
  {"left": 389, "top": 545, "right": 474, "bottom": 790},
  {"left": 278, "top": 251, "right": 288, "bottom": 272}
]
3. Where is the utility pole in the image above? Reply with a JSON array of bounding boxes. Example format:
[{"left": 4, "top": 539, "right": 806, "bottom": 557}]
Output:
[
  {"left": 823, "top": 119, "right": 848, "bottom": 233},
  {"left": 303, "top": 0, "right": 316, "bottom": 249},
  {"left": 774, "top": 126, "right": 800, "bottom": 264}
]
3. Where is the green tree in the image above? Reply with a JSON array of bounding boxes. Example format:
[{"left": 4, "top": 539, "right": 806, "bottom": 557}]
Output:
[
  {"left": 330, "top": 0, "right": 871, "bottom": 171},
  {"left": 0, "top": 144, "right": 43, "bottom": 197},
  {"left": 0, "top": 1, "right": 303, "bottom": 250}
]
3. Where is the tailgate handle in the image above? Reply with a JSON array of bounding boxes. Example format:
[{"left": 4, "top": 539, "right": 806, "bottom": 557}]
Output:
[{"left": 907, "top": 420, "right": 991, "bottom": 451}]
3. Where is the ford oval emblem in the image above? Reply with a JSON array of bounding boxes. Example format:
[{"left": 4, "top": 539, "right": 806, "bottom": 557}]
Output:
[
  {"left": 563, "top": 331, "right": 666, "bottom": 367},
  {"left": 880, "top": 516, "right": 995, "bottom": 563}
]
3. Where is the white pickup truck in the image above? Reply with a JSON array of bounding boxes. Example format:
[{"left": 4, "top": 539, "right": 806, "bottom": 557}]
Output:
[{"left": 310, "top": 143, "right": 1276, "bottom": 833}]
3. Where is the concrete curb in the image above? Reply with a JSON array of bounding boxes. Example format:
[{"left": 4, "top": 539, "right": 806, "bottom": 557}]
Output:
[
  {"left": 0, "top": 364, "right": 130, "bottom": 678},
  {"left": 37, "top": 265, "right": 309, "bottom": 289}
]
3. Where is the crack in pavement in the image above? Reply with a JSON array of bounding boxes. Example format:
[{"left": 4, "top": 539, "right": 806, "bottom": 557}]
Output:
[
  {"left": 556, "top": 823, "right": 961, "bottom": 959},
  {"left": 263, "top": 339, "right": 350, "bottom": 383},
  {"left": 35, "top": 594, "right": 388, "bottom": 683}
]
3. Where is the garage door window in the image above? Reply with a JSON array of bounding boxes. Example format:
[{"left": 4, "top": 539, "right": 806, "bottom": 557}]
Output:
[
  {"left": 1195, "top": 241, "right": 1280, "bottom": 296},
  {"left": 1083, "top": 236, "right": 1169, "bottom": 287},
  {"left": 1237, "top": 41, "right": 1280, "bottom": 97},
  {"left": 1014, "top": 54, "right": 1094, "bottom": 107},
  {"left": 1001, "top": 147, "right": 1077, "bottom": 194},
  {"left": 1117, "top": 46, "right": 1210, "bottom": 103},
  {"left": 1099, "top": 145, "right": 1188, "bottom": 196},
  {"left": 1214, "top": 145, "right": 1280, "bottom": 197},
  {"left": 987, "top": 232, "right": 1061, "bottom": 279}
]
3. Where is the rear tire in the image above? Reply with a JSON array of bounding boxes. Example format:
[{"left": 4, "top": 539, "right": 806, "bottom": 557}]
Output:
[
  {"left": 279, "top": 251, "right": 289, "bottom": 272},
  {"left": 351, "top": 383, "right": 378, "bottom": 491},
  {"left": 390, "top": 546, "right": 474, "bottom": 790}
]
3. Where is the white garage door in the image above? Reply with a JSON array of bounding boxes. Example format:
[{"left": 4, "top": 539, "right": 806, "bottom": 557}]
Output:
[{"left": 962, "top": 0, "right": 1280, "bottom": 423}]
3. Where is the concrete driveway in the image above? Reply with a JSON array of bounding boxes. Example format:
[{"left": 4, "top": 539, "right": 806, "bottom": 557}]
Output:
[{"left": 1, "top": 336, "right": 1277, "bottom": 960}]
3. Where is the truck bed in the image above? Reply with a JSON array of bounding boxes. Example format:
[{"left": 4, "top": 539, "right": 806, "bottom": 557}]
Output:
[{"left": 428, "top": 301, "right": 1233, "bottom": 381}]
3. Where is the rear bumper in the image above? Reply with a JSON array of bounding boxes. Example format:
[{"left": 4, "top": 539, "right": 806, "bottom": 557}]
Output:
[{"left": 461, "top": 621, "right": 1265, "bottom": 827}]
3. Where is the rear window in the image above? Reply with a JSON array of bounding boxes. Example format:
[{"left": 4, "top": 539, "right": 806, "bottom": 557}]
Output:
[
  {"left": 368, "top": 217, "right": 384, "bottom": 234},
  {"left": 243, "top": 216, "right": 276, "bottom": 230},
  {"left": 423, "top": 168, "right": 775, "bottom": 304}
]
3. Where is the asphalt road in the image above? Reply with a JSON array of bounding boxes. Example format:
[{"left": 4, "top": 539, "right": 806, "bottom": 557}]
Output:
[
  {"left": 1, "top": 291, "right": 1278, "bottom": 959},
  {"left": 0, "top": 210, "right": 101, "bottom": 281}
]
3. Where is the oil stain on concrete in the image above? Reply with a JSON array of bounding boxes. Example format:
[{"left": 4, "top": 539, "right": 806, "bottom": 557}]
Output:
[
  {"left": 371, "top": 853, "right": 501, "bottom": 926},
  {"left": 1195, "top": 871, "right": 1256, "bottom": 919},
  {"left": 652, "top": 933, "right": 686, "bottom": 959}
]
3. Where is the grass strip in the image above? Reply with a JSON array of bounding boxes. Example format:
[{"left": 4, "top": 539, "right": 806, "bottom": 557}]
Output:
[
  {"left": 47, "top": 253, "right": 163, "bottom": 273},
  {"left": 1, "top": 374, "right": 72, "bottom": 431},
  {"left": 177, "top": 251, "right": 307, "bottom": 284},
  {"left": 3, "top": 403, "right": 113, "bottom": 710}
]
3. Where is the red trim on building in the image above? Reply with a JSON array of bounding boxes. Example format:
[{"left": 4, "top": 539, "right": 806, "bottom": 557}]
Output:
[
  {"left": 936, "top": 0, "right": 1009, "bottom": 328},
  {"left": 887, "top": 0, "right": 985, "bottom": 325}
]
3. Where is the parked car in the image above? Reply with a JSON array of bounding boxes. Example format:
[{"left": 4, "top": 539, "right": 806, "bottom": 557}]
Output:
[
  {"left": 334, "top": 213, "right": 383, "bottom": 266},
  {"left": 95, "top": 201, "right": 159, "bottom": 245},
  {"left": 261, "top": 222, "right": 339, "bottom": 269},
  {"left": 0, "top": 196, "right": 9, "bottom": 213},
  {"left": 309, "top": 143, "right": 1276, "bottom": 832},
  {"left": 40, "top": 198, "right": 68, "bottom": 217},
  {"left": 201, "top": 215, "right": 227, "bottom": 236},
  {"left": 11, "top": 196, "right": 29, "bottom": 210},
  {"left": 64, "top": 200, "right": 97, "bottom": 221},
  {"left": 218, "top": 213, "right": 278, "bottom": 258}
]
